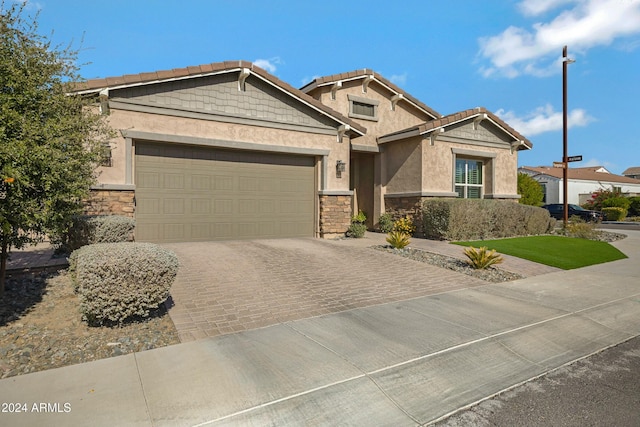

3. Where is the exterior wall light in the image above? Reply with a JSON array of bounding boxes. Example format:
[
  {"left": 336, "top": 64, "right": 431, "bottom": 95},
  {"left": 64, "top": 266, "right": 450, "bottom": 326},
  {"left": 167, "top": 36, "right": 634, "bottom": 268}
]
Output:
[{"left": 336, "top": 160, "right": 346, "bottom": 178}]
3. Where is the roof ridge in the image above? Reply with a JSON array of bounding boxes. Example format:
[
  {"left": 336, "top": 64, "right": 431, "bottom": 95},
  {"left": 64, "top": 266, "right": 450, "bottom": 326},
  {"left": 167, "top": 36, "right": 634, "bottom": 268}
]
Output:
[{"left": 70, "top": 60, "right": 367, "bottom": 136}]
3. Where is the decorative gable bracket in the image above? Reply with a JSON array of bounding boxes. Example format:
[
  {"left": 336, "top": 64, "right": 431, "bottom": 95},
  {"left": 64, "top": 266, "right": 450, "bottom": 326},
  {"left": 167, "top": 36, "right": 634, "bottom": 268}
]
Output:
[
  {"left": 429, "top": 128, "right": 444, "bottom": 146},
  {"left": 473, "top": 113, "right": 488, "bottom": 130},
  {"left": 337, "top": 124, "right": 351, "bottom": 143},
  {"left": 238, "top": 68, "right": 250, "bottom": 91},
  {"left": 391, "top": 94, "right": 403, "bottom": 111},
  {"left": 511, "top": 140, "right": 527, "bottom": 154},
  {"left": 362, "top": 75, "right": 373, "bottom": 93},
  {"left": 331, "top": 81, "right": 342, "bottom": 100},
  {"left": 99, "top": 88, "right": 110, "bottom": 115}
]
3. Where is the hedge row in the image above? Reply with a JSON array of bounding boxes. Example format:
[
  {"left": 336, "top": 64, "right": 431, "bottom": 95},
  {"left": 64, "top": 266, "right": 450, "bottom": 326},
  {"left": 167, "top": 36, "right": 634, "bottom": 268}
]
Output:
[
  {"left": 422, "top": 199, "right": 554, "bottom": 241},
  {"left": 57, "top": 215, "right": 135, "bottom": 252},
  {"left": 70, "top": 242, "right": 179, "bottom": 325}
]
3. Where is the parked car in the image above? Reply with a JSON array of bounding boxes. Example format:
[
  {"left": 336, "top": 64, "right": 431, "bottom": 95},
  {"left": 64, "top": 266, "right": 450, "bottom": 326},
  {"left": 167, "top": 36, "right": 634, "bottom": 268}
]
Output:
[{"left": 542, "top": 204, "right": 603, "bottom": 222}]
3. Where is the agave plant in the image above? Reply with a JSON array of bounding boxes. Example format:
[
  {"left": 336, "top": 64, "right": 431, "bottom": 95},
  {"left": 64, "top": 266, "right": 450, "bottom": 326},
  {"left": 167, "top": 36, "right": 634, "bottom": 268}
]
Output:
[
  {"left": 386, "top": 231, "right": 411, "bottom": 249},
  {"left": 463, "top": 246, "right": 504, "bottom": 270}
]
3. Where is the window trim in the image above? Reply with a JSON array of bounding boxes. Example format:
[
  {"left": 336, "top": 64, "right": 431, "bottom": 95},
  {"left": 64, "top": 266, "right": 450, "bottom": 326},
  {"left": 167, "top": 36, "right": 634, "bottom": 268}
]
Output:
[
  {"left": 347, "top": 94, "right": 379, "bottom": 122},
  {"left": 454, "top": 158, "right": 484, "bottom": 199}
]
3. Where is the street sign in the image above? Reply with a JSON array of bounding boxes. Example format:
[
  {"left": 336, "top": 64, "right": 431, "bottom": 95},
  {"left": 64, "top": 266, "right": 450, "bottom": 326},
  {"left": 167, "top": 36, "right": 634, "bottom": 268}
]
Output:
[
  {"left": 553, "top": 162, "right": 565, "bottom": 168},
  {"left": 567, "top": 155, "right": 582, "bottom": 162}
]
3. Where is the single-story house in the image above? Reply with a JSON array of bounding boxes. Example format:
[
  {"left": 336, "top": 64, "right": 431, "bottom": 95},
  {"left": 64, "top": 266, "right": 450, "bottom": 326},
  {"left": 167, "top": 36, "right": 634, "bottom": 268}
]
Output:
[
  {"left": 73, "top": 61, "right": 532, "bottom": 243},
  {"left": 519, "top": 166, "right": 640, "bottom": 205}
]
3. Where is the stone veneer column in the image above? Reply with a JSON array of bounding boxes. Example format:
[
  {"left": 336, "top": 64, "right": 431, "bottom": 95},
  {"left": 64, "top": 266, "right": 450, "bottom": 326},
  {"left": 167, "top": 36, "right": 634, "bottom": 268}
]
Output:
[
  {"left": 84, "top": 190, "right": 135, "bottom": 217},
  {"left": 319, "top": 194, "right": 352, "bottom": 238},
  {"left": 384, "top": 196, "right": 424, "bottom": 237}
]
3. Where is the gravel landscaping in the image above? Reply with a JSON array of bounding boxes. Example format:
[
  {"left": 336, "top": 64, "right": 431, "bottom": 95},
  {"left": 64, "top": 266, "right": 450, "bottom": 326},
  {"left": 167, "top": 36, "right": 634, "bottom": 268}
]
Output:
[
  {"left": 373, "top": 246, "right": 524, "bottom": 283},
  {"left": 0, "top": 270, "right": 179, "bottom": 379}
]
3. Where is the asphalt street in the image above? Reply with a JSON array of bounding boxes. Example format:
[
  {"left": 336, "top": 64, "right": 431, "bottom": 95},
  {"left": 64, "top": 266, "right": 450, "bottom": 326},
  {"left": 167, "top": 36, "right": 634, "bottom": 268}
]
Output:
[{"left": 435, "top": 335, "right": 640, "bottom": 426}]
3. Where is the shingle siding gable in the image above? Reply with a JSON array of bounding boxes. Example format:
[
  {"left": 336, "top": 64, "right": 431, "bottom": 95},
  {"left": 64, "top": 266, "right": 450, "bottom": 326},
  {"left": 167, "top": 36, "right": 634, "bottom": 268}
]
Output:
[{"left": 110, "top": 74, "right": 336, "bottom": 130}]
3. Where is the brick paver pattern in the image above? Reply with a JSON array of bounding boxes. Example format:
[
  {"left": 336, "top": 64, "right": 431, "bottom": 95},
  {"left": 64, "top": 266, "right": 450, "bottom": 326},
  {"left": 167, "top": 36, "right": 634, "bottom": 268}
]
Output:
[{"left": 163, "top": 237, "right": 494, "bottom": 342}]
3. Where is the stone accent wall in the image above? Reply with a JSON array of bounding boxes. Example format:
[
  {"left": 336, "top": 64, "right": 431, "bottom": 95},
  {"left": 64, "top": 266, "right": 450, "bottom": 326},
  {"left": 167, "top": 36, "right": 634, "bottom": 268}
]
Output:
[
  {"left": 84, "top": 190, "right": 135, "bottom": 217},
  {"left": 384, "top": 196, "right": 425, "bottom": 237},
  {"left": 319, "top": 195, "right": 352, "bottom": 237}
]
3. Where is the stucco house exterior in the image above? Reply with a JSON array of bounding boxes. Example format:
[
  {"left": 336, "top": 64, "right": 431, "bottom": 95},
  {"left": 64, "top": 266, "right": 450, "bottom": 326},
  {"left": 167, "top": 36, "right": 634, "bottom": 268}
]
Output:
[
  {"left": 74, "top": 61, "right": 532, "bottom": 243},
  {"left": 519, "top": 166, "right": 640, "bottom": 205}
]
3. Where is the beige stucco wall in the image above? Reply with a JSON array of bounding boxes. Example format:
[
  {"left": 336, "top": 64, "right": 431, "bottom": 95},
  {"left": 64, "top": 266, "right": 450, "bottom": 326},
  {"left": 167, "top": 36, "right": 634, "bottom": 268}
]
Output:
[
  {"left": 422, "top": 138, "right": 518, "bottom": 196},
  {"left": 493, "top": 148, "right": 519, "bottom": 195},
  {"left": 97, "top": 109, "right": 350, "bottom": 191},
  {"left": 383, "top": 136, "right": 422, "bottom": 194},
  {"left": 310, "top": 80, "right": 432, "bottom": 148}
]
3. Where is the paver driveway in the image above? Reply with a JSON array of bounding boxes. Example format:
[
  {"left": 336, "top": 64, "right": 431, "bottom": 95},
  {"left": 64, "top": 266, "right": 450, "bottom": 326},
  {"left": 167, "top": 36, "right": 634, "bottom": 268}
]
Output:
[{"left": 163, "top": 237, "right": 488, "bottom": 342}]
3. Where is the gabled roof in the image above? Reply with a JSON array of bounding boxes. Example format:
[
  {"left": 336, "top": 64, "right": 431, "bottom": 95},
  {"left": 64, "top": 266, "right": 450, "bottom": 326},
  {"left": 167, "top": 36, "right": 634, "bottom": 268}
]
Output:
[
  {"left": 377, "top": 107, "right": 533, "bottom": 150},
  {"left": 300, "top": 68, "right": 442, "bottom": 121},
  {"left": 623, "top": 166, "right": 640, "bottom": 176},
  {"left": 72, "top": 60, "right": 366, "bottom": 137},
  {"left": 521, "top": 166, "right": 640, "bottom": 184}
]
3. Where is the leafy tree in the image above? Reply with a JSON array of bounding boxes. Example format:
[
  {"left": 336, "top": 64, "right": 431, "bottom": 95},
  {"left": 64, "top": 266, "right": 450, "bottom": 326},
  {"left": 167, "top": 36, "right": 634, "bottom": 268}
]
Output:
[
  {"left": 0, "top": 2, "right": 113, "bottom": 294},
  {"left": 517, "top": 173, "right": 544, "bottom": 206}
]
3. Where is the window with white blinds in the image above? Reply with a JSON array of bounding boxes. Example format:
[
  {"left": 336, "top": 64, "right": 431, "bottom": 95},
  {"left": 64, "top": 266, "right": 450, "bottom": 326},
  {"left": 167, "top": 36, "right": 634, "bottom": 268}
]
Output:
[{"left": 455, "top": 159, "right": 483, "bottom": 199}]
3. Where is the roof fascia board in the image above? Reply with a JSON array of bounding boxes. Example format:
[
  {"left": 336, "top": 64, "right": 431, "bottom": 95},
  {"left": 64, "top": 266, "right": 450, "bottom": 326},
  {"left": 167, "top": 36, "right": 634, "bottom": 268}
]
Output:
[
  {"left": 72, "top": 68, "right": 243, "bottom": 96},
  {"left": 248, "top": 71, "right": 365, "bottom": 137},
  {"left": 377, "top": 128, "right": 422, "bottom": 144},
  {"left": 313, "top": 74, "right": 439, "bottom": 120},
  {"left": 420, "top": 114, "right": 524, "bottom": 144}
]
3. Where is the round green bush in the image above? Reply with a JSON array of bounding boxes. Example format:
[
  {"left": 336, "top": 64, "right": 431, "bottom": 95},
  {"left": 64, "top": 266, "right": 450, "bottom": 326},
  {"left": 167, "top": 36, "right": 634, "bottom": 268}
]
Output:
[{"left": 71, "top": 242, "right": 178, "bottom": 325}]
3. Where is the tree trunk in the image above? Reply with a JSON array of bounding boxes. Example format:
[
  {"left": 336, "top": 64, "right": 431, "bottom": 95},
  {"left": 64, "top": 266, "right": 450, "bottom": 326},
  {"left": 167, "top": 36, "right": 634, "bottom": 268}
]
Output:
[{"left": 0, "top": 238, "right": 8, "bottom": 297}]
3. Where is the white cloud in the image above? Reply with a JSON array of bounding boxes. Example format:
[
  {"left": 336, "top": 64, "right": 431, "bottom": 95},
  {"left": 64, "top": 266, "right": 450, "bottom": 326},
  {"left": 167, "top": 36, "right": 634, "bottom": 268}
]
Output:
[
  {"left": 496, "top": 104, "right": 594, "bottom": 136},
  {"left": 253, "top": 57, "right": 282, "bottom": 74},
  {"left": 518, "top": 0, "right": 577, "bottom": 16},
  {"left": 388, "top": 73, "right": 408, "bottom": 86},
  {"left": 479, "top": 0, "right": 640, "bottom": 78},
  {"left": 301, "top": 75, "right": 321, "bottom": 86}
]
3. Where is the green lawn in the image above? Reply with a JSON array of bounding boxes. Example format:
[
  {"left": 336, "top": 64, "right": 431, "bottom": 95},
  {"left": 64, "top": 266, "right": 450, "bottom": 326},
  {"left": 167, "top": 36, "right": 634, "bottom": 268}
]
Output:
[{"left": 453, "top": 236, "right": 627, "bottom": 270}]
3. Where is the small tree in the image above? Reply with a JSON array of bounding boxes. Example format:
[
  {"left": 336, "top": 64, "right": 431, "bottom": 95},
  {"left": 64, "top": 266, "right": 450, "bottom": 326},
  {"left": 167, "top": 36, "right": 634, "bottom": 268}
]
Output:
[
  {"left": 517, "top": 173, "right": 544, "bottom": 206},
  {"left": 0, "top": 3, "right": 113, "bottom": 294}
]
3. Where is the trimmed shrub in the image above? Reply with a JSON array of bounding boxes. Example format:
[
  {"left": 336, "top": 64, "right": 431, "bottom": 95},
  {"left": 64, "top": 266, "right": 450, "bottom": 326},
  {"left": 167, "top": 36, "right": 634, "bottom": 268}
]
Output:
[
  {"left": 562, "top": 217, "right": 599, "bottom": 239},
  {"left": 602, "top": 207, "right": 627, "bottom": 221},
  {"left": 629, "top": 197, "right": 640, "bottom": 217},
  {"left": 422, "top": 199, "right": 451, "bottom": 240},
  {"left": 378, "top": 213, "right": 394, "bottom": 233},
  {"left": 602, "top": 197, "right": 631, "bottom": 210},
  {"left": 386, "top": 231, "right": 411, "bottom": 249},
  {"left": 346, "top": 223, "right": 367, "bottom": 238},
  {"left": 422, "top": 199, "right": 554, "bottom": 241},
  {"left": 70, "top": 242, "right": 178, "bottom": 325},
  {"left": 347, "top": 210, "right": 367, "bottom": 238},
  {"left": 56, "top": 215, "right": 135, "bottom": 252}
]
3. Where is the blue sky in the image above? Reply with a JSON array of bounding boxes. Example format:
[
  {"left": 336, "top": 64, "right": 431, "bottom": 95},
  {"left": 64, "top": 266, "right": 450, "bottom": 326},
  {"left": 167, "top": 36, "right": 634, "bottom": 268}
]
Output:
[{"left": 22, "top": 0, "right": 640, "bottom": 174}]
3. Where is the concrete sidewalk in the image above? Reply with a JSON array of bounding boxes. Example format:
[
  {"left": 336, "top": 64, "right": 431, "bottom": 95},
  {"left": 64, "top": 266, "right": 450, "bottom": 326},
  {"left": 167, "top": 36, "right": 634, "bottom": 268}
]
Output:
[{"left": 1, "top": 230, "right": 639, "bottom": 426}]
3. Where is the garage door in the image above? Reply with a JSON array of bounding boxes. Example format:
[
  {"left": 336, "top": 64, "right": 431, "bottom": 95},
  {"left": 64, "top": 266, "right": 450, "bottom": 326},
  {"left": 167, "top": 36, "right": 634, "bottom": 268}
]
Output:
[{"left": 135, "top": 142, "right": 315, "bottom": 243}]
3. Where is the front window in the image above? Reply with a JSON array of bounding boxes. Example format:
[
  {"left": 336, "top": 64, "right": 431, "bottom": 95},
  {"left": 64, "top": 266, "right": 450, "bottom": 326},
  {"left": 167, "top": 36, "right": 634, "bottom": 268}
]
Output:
[
  {"left": 348, "top": 94, "right": 379, "bottom": 121},
  {"left": 455, "top": 159, "right": 483, "bottom": 199}
]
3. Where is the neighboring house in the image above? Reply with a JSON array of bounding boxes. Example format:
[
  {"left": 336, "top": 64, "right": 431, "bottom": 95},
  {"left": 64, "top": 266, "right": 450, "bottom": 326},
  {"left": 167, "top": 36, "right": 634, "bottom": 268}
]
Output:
[
  {"left": 623, "top": 166, "right": 640, "bottom": 180},
  {"left": 73, "top": 61, "right": 532, "bottom": 243},
  {"left": 519, "top": 166, "right": 640, "bottom": 205}
]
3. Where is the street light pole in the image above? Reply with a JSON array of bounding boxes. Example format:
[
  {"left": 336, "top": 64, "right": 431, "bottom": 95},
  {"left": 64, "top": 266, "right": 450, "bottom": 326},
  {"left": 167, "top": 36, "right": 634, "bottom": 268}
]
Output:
[{"left": 562, "top": 46, "right": 574, "bottom": 227}]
